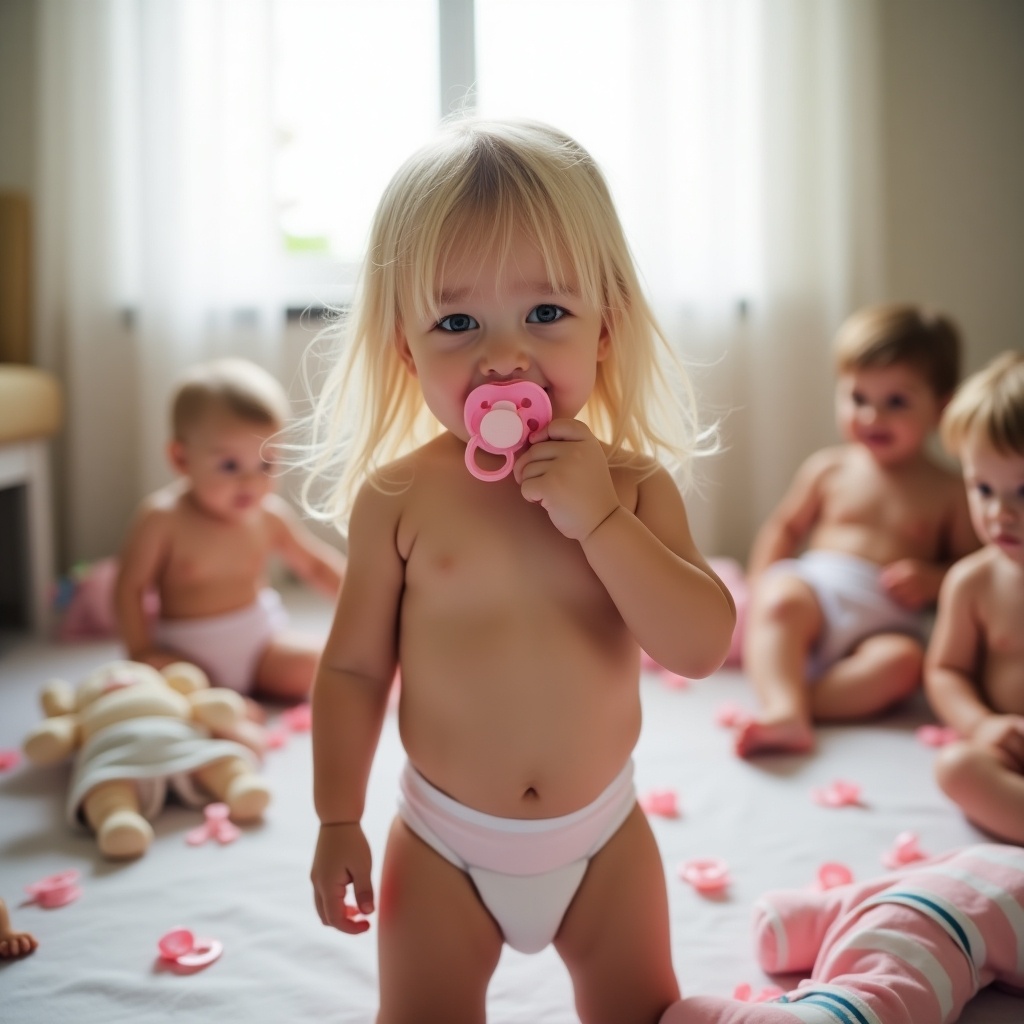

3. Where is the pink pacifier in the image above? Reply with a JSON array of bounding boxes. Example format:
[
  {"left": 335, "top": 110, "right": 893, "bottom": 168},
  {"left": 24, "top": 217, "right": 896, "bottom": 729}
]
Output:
[
  {"left": 463, "top": 380, "right": 552, "bottom": 482},
  {"left": 157, "top": 927, "right": 223, "bottom": 968},
  {"left": 25, "top": 870, "right": 82, "bottom": 908}
]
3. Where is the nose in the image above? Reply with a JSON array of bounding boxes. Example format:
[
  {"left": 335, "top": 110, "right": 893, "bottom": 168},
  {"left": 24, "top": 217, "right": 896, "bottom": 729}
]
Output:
[{"left": 478, "top": 328, "right": 530, "bottom": 378}]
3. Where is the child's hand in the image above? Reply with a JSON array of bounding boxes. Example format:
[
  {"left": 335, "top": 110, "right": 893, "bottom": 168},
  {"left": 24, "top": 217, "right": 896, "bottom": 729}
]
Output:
[
  {"left": 879, "top": 559, "right": 941, "bottom": 610},
  {"left": 311, "top": 822, "right": 374, "bottom": 934},
  {"left": 514, "top": 419, "right": 619, "bottom": 541},
  {"left": 971, "top": 714, "right": 1024, "bottom": 771}
]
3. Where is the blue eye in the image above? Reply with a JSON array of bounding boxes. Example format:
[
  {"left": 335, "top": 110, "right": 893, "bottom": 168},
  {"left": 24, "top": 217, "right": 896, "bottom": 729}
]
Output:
[
  {"left": 437, "top": 313, "right": 478, "bottom": 333},
  {"left": 526, "top": 304, "right": 566, "bottom": 324}
]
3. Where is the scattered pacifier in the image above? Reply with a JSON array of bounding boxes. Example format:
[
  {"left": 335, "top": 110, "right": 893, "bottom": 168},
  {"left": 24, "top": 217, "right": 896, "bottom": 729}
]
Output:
[
  {"left": 0, "top": 748, "right": 21, "bottom": 771},
  {"left": 25, "top": 870, "right": 82, "bottom": 908},
  {"left": 186, "top": 803, "right": 241, "bottom": 847},
  {"left": 639, "top": 789, "right": 681, "bottom": 818},
  {"left": 882, "top": 830, "right": 929, "bottom": 869},
  {"left": 916, "top": 724, "right": 959, "bottom": 748},
  {"left": 157, "top": 927, "right": 223, "bottom": 968},
  {"left": 714, "top": 701, "right": 753, "bottom": 729},
  {"left": 815, "top": 862, "right": 854, "bottom": 890},
  {"left": 678, "top": 857, "right": 730, "bottom": 894},
  {"left": 463, "top": 380, "right": 552, "bottom": 482},
  {"left": 812, "top": 779, "right": 863, "bottom": 808}
]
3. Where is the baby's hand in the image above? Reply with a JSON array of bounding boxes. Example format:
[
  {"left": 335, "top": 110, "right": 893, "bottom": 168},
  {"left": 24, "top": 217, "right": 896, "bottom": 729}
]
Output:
[
  {"left": 311, "top": 822, "right": 374, "bottom": 934},
  {"left": 513, "top": 419, "right": 619, "bottom": 541},
  {"left": 879, "top": 559, "right": 940, "bottom": 610},
  {"left": 971, "top": 715, "right": 1024, "bottom": 771}
]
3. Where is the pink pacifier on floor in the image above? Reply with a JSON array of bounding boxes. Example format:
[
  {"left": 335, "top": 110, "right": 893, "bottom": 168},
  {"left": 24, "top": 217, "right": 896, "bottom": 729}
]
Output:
[
  {"left": 25, "top": 870, "right": 82, "bottom": 908},
  {"left": 464, "top": 380, "right": 552, "bottom": 482},
  {"left": 157, "top": 928, "right": 223, "bottom": 968}
]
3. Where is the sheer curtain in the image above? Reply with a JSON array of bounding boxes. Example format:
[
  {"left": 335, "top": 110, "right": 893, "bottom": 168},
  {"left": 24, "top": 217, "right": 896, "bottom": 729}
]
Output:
[
  {"left": 37, "top": 0, "right": 284, "bottom": 563},
  {"left": 476, "top": 0, "right": 884, "bottom": 559}
]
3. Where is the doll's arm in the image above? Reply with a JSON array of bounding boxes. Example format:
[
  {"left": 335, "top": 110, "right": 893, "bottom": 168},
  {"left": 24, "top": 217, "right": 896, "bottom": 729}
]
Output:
[
  {"left": 310, "top": 482, "right": 403, "bottom": 934},
  {"left": 23, "top": 713, "right": 80, "bottom": 765},
  {"left": 265, "top": 494, "right": 346, "bottom": 599}
]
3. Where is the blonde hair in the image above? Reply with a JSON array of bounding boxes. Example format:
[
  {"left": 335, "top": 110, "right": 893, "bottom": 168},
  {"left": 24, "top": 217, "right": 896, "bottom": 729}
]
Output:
[
  {"left": 301, "top": 117, "right": 707, "bottom": 526},
  {"left": 171, "top": 358, "right": 290, "bottom": 441},
  {"left": 834, "top": 303, "right": 962, "bottom": 398},
  {"left": 941, "top": 350, "right": 1024, "bottom": 457}
]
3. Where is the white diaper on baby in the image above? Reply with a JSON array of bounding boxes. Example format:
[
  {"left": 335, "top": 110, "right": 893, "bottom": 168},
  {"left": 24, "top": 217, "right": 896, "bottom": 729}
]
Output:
[{"left": 765, "top": 551, "right": 929, "bottom": 680}]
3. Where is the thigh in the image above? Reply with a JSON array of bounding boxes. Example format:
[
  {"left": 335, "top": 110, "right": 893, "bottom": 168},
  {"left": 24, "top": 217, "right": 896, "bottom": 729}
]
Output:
[
  {"left": 376, "top": 818, "right": 503, "bottom": 1024},
  {"left": 254, "top": 631, "right": 321, "bottom": 701},
  {"left": 554, "top": 805, "right": 679, "bottom": 1024}
]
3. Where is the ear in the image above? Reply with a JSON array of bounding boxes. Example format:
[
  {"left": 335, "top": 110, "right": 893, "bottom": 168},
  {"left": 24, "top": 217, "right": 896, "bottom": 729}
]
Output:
[
  {"left": 168, "top": 439, "right": 188, "bottom": 475},
  {"left": 596, "top": 321, "right": 611, "bottom": 362},
  {"left": 394, "top": 331, "right": 418, "bottom": 377}
]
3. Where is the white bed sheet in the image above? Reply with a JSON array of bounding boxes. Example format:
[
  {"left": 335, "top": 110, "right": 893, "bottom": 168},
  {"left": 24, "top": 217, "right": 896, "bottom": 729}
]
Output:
[{"left": 1, "top": 599, "right": 1020, "bottom": 1023}]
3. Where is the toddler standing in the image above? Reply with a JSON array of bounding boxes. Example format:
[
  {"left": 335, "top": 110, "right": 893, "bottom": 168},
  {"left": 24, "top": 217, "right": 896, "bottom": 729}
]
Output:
[
  {"left": 116, "top": 358, "right": 345, "bottom": 706},
  {"left": 737, "top": 305, "right": 977, "bottom": 757},
  {"left": 305, "top": 117, "right": 735, "bottom": 1024},
  {"left": 926, "top": 351, "right": 1024, "bottom": 844}
]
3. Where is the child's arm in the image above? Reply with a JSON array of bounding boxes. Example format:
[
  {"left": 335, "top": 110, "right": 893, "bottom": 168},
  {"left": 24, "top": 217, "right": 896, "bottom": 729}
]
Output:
[
  {"left": 264, "top": 494, "right": 346, "bottom": 598},
  {"left": 309, "top": 481, "right": 403, "bottom": 934},
  {"left": 114, "top": 505, "right": 175, "bottom": 668},
  {"left": 516, "top": 419, "right": 734, "bottom": 679},
  {"left": 746, "top": 450, "right": 830, "bottom": 580}
]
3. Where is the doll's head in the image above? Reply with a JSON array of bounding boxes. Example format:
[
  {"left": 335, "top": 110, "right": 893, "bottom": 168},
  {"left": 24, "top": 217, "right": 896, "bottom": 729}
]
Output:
[{"left": 303, "top": 117, "right": 705, "bottom": 523}]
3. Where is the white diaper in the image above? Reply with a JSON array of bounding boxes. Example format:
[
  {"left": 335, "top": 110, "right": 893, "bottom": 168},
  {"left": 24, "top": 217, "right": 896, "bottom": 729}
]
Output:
[{"left": 765, "top": 551, "right": 928, "bottom": 680}]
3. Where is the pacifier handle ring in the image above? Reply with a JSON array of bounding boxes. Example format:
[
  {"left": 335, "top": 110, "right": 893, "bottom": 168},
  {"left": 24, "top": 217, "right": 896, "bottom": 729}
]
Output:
[{"left": 465, "top": 438, "right": 516, "bottom": 482}]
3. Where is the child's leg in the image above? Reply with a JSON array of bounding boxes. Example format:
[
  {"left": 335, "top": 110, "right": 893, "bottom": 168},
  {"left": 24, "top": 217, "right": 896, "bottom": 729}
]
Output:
[
  {"left": 253, "top": 631, "right": 322, "bottom": 702},
  {"left": 810, "top": 633, "right": 922, "bottom": 720},
  {"left": 376, "top": 818, "right": 504, "bottom": 1024},
  {"left": 554, "top": 805, "right": 680, "bottom": 1024},
  {"left": 737, "top": 574, "right": 822, "bottom": 756},
  {"left": 934, "top": 741, "right": 1024, "bottom": 844}
]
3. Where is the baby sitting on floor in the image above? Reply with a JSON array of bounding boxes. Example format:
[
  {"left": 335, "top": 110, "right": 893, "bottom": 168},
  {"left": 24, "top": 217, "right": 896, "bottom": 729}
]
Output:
[{"left": 661, "top": 843, "right": 1024, "bottom": 1024}]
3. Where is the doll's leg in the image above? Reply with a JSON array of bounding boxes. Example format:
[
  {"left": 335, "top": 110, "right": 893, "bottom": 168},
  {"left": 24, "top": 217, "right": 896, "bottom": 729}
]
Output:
[
  {"left": 82, "top": 779, "right": 154, "bottom": 859},
  {"left": 376, "top": 817, "right": 504, "bottom": 1024},
  {"left": 554, "top": 806, "right": 680, "bottom": 1024},
  {"left": 195, "top": 756, "right": 271, "bottom": 822},
  {"left": 737, "top": 574, "right": 821, "bottom": 757},
  {"left": 0, "top": 896, "right": 38, "bottom": 958},
  {"left": 253, "top": 632, "right": 321, "bottom": 703},
  {"left": 934, "top": 741, "right": 1024, "bottom": 845},
  {"left": 810, "top": 633, "right": 922, "bottom": 721}
]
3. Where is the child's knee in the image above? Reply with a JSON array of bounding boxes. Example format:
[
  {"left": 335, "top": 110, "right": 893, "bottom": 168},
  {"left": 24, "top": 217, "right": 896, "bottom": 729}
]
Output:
[{"left": 752, "top": 890, "right": 834, "bottom": 973}]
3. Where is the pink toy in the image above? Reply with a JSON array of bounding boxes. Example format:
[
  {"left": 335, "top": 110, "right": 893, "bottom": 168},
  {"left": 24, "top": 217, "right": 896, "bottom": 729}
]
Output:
[
  {"left": 916, "top": 724, "right": 959, "bottom": 747},
  {"left": 639, "top": 789, "right": 681, "bottom": 818},
  {"left": 733, "top": 984, "right": 784, "bottom": 1003},
  {"left": 25, "top": 870, "right": 82, "bottom": 909},
  {"left": 715, "top": 701, "right": 753, "bottom": 729},
  {"left": 814, "top": 862, "right": 853, "bottom": 890},
  {"left": 811, "top": 779, "right": 863, "bottom": 807},
  {"left": 0, "top": 749, "right": 21, "bottom": 771},
  {"left": 186, "top": 802, "right": 241, "bottom": 846},
  {"left": 678, "top": 858, "right": 730, "bottom": 894},
  {"left": 157, "top": 927, "right": 223, "bottom": 968},
  {"left": 881, "top": 829, "right": 928, "bottom": 869},
  {"left": 463, "top": 380, "right": 552, "bottom": 482},
  {"left": 660, "top": 843, "right": 1024, "bottom": 1024}
]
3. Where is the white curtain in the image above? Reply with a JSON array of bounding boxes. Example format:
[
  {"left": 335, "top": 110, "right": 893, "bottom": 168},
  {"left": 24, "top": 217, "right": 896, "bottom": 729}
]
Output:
[
  {"left": 37, "top": 0, "right": 284, "bottom": 563},
  {"left": 36, "top": 0, "right": 883, "bottom": 567},
  {"left": 476, "top": 0, "right": 885, "bottom": 560}
]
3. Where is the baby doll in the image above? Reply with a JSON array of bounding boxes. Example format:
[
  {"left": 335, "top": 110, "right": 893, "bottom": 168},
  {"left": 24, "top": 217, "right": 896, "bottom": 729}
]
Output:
[
  {"left": 23, "top": 660, "right": 271, "bottom": 859},
  {"left": 661, "top": 843, "right": 1024, "bottom": 1024}
]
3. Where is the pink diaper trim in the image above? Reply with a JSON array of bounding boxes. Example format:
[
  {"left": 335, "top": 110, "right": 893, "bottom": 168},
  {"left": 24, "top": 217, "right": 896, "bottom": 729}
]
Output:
[
  {"left": 151, "top": 588, "right": 287, "bottom": 694},
  {"left": 398, "top": 759, "right": 636, "bottom": 877}
]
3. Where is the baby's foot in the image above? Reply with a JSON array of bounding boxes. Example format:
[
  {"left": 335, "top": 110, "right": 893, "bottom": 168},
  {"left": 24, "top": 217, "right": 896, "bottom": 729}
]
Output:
[
  {"left": 0, "top": 899, "right": 38, "bottom": 959},
  {"left": 735, "top": 716, "right": 815, "bottom": 758}
]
